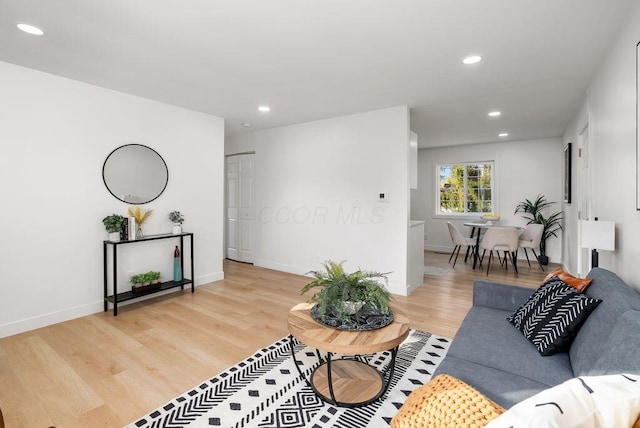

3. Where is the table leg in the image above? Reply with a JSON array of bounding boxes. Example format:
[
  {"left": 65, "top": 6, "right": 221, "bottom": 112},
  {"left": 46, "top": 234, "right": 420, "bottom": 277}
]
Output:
[
  {"left": 471, "top": 227, "right": 482, "bottom": 269},
  {"left": 326, "top": 352, "right": 337, "bottom": 404},
  {"left": 289, "top": 335, "right": 313, "bottom": 389}
]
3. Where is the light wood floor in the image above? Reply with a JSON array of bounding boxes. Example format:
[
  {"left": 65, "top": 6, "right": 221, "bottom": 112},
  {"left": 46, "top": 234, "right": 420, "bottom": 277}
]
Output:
[{"left": 0, "top": 251, "right": 554, "bottom": 427}]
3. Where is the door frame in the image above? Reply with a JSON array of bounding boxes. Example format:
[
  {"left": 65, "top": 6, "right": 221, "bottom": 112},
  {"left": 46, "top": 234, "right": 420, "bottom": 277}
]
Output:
[{"left": 577, "top": 123, "right": 591, "bottom": 276}]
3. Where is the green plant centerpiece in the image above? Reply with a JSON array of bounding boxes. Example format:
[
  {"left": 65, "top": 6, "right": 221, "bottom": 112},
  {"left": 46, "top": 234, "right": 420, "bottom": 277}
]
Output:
[
  {"left": 300, "top": 260, "right": 393, "bottom": 331},
  {"left": 514, "top": 194, "right": 563, "bottom": 264}
]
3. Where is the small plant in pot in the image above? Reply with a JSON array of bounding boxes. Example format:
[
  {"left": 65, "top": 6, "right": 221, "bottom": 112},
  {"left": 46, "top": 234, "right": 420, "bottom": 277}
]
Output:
[
  {"left": 169, "top": 211, "right": 184, "bottom": 234},
  {"left": 515, "top": 194, "right": 563, "bottom": 265},
  {"left": 130, "top": 274, "right": 143, "bottom": 288},
  {"left": 131, "top": 271, "right": 161, "bottom": 290},
  {"left": 301, "top": 260, "right": 393, "bottom": 330},
  {"left": 149, "top": 271, "right": 161, "bottom": 284},
  {"left": 102, "top": 214, "right": 126, "bottom": 242}
]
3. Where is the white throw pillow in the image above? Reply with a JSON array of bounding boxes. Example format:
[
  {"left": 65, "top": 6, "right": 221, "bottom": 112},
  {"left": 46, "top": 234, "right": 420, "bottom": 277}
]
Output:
[{"left": 487, "top": 374, "right": 640, "bottom": 428}]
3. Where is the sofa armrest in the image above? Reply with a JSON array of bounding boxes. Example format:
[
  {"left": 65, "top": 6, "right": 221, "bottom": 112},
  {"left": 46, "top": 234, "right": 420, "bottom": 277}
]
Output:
[{"left": 472, "top": 280, "right": 535, "bottom": 312}]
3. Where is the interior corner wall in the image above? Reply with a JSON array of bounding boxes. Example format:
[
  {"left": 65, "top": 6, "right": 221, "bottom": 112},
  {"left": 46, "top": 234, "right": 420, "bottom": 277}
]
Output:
[
  {"left": 411, "top": 138, "right": 563, "bottom": 263},
  {"left": 0, "top": 61, "right": 225, "bottom": 338},
  {"left": 225, "top": 106, "right": 411, "bottom": 296},
  {"left": 562, "top": 0, "right": 640, "bottom": 290}
]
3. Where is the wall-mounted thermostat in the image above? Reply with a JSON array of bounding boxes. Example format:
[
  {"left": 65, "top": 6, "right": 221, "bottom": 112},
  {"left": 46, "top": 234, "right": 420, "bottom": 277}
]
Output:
[{"left": 379, "top": 192, "right": 389, "bottom": 202}]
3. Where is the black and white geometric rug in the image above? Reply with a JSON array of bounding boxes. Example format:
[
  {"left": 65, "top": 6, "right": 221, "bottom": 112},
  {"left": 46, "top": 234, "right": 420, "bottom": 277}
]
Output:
[{"left": 126, "top": 329, "right": 450, "bottom": 428}]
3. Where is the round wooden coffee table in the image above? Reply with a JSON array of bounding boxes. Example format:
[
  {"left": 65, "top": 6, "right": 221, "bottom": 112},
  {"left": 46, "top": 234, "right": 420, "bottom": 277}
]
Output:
[{"left": 287, "top": 302, "right": 410, "bottom": 407}]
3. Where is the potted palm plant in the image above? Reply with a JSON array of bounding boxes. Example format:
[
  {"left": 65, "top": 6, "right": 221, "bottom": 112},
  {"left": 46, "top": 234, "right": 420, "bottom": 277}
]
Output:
[
  {"left": 300, "top": 260, "right": 392, "bottom": 330},
  {"left": 514, "top": 195, "right": 563, "bottom": 265}
]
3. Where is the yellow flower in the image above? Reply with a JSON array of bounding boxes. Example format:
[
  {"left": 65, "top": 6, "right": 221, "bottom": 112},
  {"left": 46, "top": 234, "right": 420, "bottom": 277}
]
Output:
[{"left": 128, "top": 206, "right": 153, "bottom": 225}]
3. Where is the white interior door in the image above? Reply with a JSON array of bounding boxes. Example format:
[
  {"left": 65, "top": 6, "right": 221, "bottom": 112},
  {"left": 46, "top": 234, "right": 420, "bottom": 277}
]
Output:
[
  {"left": 577, "top": 125, "right": 591, "bottom": 275},
  {"left": 226, "top": 154, "right": 254, "bottom": 263}
]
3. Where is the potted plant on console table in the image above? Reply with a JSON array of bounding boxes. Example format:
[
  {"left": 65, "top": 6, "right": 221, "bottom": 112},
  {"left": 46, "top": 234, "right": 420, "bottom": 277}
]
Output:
[
  {"left": 514, "top": 194, "right": 563, "bottom": 265},
  {"left": 300, "top": 260, "right": 393, "bottom": 331},
  {"left": 102, "top": 214, "right": 126, "bottom": 242}
]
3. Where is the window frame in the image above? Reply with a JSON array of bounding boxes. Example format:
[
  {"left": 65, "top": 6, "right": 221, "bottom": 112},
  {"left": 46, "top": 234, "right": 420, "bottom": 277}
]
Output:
[{"left": 434, "top": 160, "right": 497, "bottom": 218}]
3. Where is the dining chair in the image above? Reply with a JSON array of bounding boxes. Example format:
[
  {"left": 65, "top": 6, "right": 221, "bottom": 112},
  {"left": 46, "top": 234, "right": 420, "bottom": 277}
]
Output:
[
  {"left": 447, "top": 222, "right": 476, "bottom": 268},
  {"left": 479, "top": 227, "right": 519, "bottom": 276},
  {"left": 518, "top": 223, "right": 545, "bottom": 271}
]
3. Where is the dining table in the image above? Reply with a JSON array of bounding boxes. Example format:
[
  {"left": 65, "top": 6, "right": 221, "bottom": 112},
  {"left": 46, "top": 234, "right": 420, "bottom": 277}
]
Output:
[{"left": 463, "top": 221, "right": 522, "bottom": 270}]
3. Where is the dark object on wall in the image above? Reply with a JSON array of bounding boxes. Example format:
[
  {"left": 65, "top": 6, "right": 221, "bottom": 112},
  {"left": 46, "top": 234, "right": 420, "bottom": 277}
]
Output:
[
  {"left": 564, "top": 143, "right": 571, "bottom": 203},
  {"left": 102, "top": 144, "right": 168, "bottom": 204}
]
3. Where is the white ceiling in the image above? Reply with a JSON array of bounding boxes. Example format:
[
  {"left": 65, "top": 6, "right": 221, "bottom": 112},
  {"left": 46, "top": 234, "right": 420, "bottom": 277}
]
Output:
[{"left": 0, "top": 0, "right": 633, "bottom": 148}]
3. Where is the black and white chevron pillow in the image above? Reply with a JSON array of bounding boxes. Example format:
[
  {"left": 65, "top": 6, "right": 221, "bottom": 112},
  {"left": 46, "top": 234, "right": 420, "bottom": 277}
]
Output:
[{"left": 507, "top": 277, "right": 602, "bottom": 356}]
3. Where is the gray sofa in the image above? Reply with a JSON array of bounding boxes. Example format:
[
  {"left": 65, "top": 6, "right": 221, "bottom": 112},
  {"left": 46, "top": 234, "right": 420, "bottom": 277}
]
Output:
[{"left": 433, "top": 267, "right": 640, "bottom": 409}]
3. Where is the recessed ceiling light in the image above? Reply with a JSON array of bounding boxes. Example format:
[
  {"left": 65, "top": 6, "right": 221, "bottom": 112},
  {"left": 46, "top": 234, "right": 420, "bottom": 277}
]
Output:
[
  {"left": 498, "top": 133, "right": 509, "bottom": 137},
  {"left": 17, "top": 23, "right": 44, "bottom": 36},
  {"left": 462, "top": 55, "right": 482, "bottom": 65},
  {"left": 258, "top": 106, "right": 270, "bottom": 113},
  {"left": 488, "top": 111, "right": 501, "bottom": 117}
]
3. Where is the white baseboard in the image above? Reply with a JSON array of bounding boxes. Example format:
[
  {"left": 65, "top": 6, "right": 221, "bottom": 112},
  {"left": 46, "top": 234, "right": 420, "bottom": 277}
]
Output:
[
  {"left": 425, "top": 244, "right": 453, "bottom": 253},
  {"left": 253, "top": 259, "right": 310, "bottom": 276},
  {"left": 197, "top": 271, "right": 224, "bottom": 285},
  {"left": 0, "top": 301, "right": 103, "bottom": 339},
  {"left": 0, "top": 270, "right": 226, "bottom": 339},
  {"left": 406, "top": 281, "right": 422, "bottom": 295}
]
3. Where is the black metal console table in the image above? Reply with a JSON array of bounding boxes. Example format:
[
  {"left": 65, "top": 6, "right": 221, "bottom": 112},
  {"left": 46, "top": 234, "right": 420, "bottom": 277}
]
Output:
[{"left": 103, "top": 232, "right": 194, "bottom": 316}]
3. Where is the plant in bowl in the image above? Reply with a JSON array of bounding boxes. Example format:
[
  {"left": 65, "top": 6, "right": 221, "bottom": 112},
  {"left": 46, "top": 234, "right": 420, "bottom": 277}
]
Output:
[{"left": 301, "top": 260, "right": 392, "bottom": 323}]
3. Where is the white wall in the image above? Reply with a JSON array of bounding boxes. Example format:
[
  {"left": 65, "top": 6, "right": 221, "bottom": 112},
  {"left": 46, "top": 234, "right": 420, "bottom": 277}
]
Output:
[
  {"left": 226, "top": 106, "right": 411, "bottom": 295},
  {"left": 562, "top": 0, "right": 640, "bottom": 290},
  {"left": 0, "top": 61, "right": 225, "bottom": 338},
  {"left": 411, "top": 138, "right": 563, "bottom": 263}
]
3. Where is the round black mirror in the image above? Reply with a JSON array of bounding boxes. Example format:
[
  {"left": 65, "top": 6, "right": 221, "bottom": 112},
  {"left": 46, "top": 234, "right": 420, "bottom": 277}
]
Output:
[{"left": 102, "top": 144, "right": 168, "bottom": 204}]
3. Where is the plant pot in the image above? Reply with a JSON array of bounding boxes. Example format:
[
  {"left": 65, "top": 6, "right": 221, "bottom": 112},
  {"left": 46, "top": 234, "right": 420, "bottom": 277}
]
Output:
[
  {"left": 151, "top": 279, "right": 160, "bottom": 284},
  {"left": 172, "top": 224, "right": 182, "bottom": 234},
  {"left": 108, "top": 232, "right": 120, "bottom": 242},
  {"left": 538, "top": 255, "right": 549, "bottom": 265},
  {"left": 132, "top": 282, "right": 161, "bottom": 293}
]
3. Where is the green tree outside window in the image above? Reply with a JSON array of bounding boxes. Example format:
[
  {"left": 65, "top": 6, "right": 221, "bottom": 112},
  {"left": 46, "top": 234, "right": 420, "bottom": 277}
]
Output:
[{"left": 438, "top": 162, "right": 494, "bottom": 214}]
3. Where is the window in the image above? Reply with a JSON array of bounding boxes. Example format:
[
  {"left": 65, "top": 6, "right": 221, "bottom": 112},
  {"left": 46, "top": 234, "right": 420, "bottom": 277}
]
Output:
[{"left": 437, "top": 162, "right": 494, "bottom": 215}]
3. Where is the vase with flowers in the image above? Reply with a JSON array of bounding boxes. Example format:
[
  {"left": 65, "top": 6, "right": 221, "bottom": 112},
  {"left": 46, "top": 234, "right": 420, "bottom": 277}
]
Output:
[{"left": 128, "top": 206, "right": 153, "bottom": 238}]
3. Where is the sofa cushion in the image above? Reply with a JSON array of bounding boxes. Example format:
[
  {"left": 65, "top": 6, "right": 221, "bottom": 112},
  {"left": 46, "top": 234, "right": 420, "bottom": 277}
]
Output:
[
  {"left": 570, "top": 268, "right": 640, "bottom": 376},
  {"left": 544, "top": 267, "right": 593, "bottom": 292},
  {"left": 486, "top": 374, "right": 640, "bottom": 428},
  {"left": 579, "top": 310, "right": 640, "bottom": 376},
  {"left": 507, "top": 277, "right": 601, "bottom": 356},
  {"left": 448, "top": 306, "right": 574, "bottom": 386},
  {"left": 433, "top": 356, "right": 549, "bottom": 409}
]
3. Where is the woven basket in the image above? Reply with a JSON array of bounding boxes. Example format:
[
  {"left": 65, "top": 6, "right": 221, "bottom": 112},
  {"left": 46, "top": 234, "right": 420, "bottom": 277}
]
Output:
[{"left": 391, "top": 374, "right": 504, "bottom": 428}]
